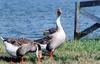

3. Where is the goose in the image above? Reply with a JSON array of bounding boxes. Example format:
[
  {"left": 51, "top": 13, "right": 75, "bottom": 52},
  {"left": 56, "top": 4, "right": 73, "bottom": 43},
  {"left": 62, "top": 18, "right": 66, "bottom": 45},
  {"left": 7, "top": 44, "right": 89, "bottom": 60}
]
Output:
[
  {"left": 0, "top": 37, "right": 42, "bottom": 64},
  {"left": 35, "top": 8, "right": 66, "bottom": 59}
]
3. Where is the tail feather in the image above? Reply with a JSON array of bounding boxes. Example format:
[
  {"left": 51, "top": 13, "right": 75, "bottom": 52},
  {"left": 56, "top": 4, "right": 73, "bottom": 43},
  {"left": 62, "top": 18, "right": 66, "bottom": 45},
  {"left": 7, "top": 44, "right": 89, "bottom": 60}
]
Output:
[
  {"left": 1, "top": 36, "right": 4, "bottom": 41},
  {"left": 0, "top": 36, "right": 7, "bottom": 41}
]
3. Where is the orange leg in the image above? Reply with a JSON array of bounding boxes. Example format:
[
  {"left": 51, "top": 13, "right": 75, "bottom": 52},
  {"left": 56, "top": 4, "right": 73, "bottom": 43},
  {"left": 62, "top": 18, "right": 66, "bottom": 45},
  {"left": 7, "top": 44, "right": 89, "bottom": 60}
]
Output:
[
  {"left": 37, "top": 57, "right": 42, "bottom": 64},
  {"left": 50, "top": 51, "right": 54, "bottom": 60},
  {"left": 11, "top": 60, "right": 15, "bottom": 64},
  {"left": 37, "top": 58, "right": 41, "bottom": 64},
  {"left": 37, "top": 51, "right": 42, "bottom": 64},
  {"left": 11, "top": 57, "right": 16, "bottom": 64},
  {"left": 20, "top": 57, "right": 26, "bottom": 64},
  {"left": 50, "top": 51, "right": 57, "bottom": 64}
]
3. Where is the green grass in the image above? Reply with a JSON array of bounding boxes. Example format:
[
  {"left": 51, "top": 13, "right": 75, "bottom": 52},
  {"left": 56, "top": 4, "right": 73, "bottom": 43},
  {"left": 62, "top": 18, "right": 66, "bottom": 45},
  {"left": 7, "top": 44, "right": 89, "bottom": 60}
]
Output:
[{"left": 0, "top": 38, "right": 100, "bottom": 64}]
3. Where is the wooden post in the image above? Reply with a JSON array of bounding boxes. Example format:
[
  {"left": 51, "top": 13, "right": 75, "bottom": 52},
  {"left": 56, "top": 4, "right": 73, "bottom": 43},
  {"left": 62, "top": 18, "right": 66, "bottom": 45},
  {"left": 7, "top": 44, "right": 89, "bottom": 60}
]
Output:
[
  {"left": 74, "top": 0, "right": 80, "bottom": 39},
  {"left": 79, "top": 23, "right": 100, "bottom": 38},
  {"left": 74, "top": 0, "right": 100, "bottom": 39},
  {"left": 80, "top": 1, "right": 100, "bottom": 8}
]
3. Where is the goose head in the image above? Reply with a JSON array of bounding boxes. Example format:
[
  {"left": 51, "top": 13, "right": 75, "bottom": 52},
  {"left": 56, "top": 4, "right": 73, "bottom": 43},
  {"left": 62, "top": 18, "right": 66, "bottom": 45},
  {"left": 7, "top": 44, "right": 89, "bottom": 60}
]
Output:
[
  {"left": 57, "top": 8, "right": 62, "bottom": 17},
  {"left": 43, "top": 8, "right": 62, "bottom": 36}
]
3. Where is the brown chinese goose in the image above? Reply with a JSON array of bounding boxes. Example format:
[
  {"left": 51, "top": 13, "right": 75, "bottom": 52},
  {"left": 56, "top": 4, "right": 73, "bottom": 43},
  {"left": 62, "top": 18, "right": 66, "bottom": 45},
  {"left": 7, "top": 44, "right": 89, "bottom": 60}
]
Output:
[
  {"left": 35, "top": 8, "right": 66, "bottom": 59},
  {"left": 0, "top": 37, "right": 42, "bottom": 64}
]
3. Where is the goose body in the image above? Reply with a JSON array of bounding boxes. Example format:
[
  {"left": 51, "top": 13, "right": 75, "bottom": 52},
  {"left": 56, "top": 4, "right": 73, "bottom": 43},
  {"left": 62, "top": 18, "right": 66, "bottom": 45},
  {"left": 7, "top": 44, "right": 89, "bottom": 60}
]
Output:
[
  {"left": 1, "top": 37, "right": 34, "bottom": 56},
  {"left": 4, "top": 41, "right": 19, "bottom": 57},
  {"left": 35, "top": 8, "right": 66, "bottom": 58},
  {"left": 1, "top": 37, "right": 42, "bottom": 63},
  {"left": 48, "top": 28, "right": 66, "bottom": 50}
]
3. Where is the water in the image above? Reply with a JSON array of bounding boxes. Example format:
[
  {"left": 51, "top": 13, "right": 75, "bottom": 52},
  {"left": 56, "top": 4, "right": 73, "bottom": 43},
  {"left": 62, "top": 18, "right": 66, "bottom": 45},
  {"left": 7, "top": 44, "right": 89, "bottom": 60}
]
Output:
[{"left": 0, "top": 0, "right": 100, "bottom": 40}]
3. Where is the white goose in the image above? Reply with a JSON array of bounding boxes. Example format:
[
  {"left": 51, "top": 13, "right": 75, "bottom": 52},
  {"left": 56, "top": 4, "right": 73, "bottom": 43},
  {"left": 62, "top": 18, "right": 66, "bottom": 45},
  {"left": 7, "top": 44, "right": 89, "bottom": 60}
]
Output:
[
  {"left": 35, "top": 8, "right": 66, "bottom": 59},
  {"left": 0, "top": 37, "right": 42, "bottom": 64}
]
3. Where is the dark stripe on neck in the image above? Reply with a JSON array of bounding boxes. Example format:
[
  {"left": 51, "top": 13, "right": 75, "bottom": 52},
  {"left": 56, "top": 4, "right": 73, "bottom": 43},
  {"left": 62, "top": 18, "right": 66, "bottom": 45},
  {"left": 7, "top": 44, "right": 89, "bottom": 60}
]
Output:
[
  {"left": 46, "top": 43, "right": 52, "bottom": 52},
  {"left": 37, "top": 44, "right": 41, "bottom": 50},
  {"left": 16, "top": 47, "right": 23, "bottom": 57}
]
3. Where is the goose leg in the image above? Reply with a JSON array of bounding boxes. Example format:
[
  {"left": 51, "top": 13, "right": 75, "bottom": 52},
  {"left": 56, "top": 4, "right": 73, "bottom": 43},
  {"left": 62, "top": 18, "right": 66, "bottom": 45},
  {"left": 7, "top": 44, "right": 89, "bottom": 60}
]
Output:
[
  {"left": 49, "top": 49, "right": 55, "bottom": 60},
  {"left": 20, "top": 57, "right": 26, "bottom": 64},
  {"left": 37, "top": 57, "right": 41, "bottom": 64},
  {"left": 50, "top": 51, "right": 57, "bottom": 64},
  {"left": 11, "top": 60, "right": 15, "bottom": 64},
  {"left": 10, "top": 57, "right": 16, "bottom": 64},
  {"left": 37, "top": 51, "right": 42, "bottom": 64},
  {"left": 50, "top": 51, "right": 54, "bottom": 60}
]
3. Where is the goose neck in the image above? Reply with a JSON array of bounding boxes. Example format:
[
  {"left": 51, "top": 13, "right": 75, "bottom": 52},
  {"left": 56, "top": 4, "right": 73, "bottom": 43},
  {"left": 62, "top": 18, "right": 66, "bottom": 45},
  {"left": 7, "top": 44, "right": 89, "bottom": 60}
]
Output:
[{"left": 56, "top": 16, "right": 63, "bottom": 30}]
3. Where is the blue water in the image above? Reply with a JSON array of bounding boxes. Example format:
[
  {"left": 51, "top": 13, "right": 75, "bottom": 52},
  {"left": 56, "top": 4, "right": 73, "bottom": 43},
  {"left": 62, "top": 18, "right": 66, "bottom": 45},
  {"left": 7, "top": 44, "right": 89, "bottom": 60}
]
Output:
[{"left": 0, "top": 0, "right": 100, "bottom": 40}]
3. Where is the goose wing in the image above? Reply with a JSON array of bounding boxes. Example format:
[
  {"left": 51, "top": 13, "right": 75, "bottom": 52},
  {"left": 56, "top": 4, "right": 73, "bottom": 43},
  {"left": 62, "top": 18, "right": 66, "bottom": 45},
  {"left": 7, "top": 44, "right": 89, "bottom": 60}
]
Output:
[
  {"left": 34, "top": 35, "right": 52, "bottom": 44},
  {"left": 17, "top": 43, "right": 32, "bottom": 56},
  {"left": 1, "top": 37, "right": 33, "bottom": 46},
  {"left": 43, "top": 28, "right": 57, "bottom": 35}
]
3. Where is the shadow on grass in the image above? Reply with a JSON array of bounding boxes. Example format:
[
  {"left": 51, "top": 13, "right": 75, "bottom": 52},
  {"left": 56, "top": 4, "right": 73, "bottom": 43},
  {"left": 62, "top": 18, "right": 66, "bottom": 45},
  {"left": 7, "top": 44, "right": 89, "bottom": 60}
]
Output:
[
  {"left": 0, "top": 56, "right": 11, "bottom": 62},
  {"left": 0, "top": 56, "right": 22, "bottom": 62},
  {"left": 0, "top": 56, "right": 37, "bottom": 64}
]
